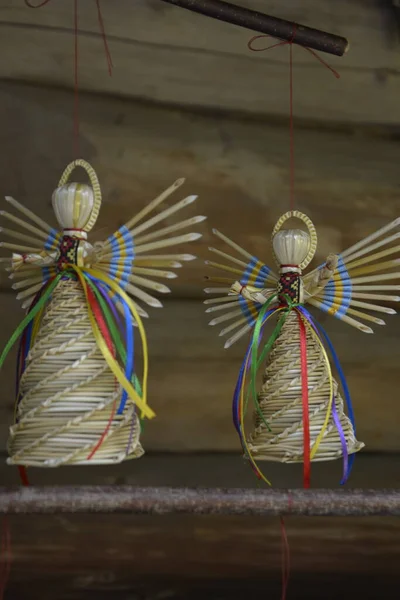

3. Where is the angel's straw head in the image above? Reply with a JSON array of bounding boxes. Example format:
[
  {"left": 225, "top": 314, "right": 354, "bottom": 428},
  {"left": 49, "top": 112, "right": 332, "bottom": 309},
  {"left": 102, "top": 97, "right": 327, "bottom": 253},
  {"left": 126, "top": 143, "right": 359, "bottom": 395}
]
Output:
[
  {"left": 272, "top": 228, "right": 310, "bottom": 269},
  {"left": 52, "top": 183, "right": 97, "bottom": 233}
]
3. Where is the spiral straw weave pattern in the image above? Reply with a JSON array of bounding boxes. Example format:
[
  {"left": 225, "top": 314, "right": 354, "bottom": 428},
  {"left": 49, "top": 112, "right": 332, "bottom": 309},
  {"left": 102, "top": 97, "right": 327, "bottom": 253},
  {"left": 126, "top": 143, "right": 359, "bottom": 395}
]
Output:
[
  {"left": 8, "top": 278, "right": 143, "bottom": 467},
  {"left": 247, "top": 312, "right": 364, "bottom": 462}
]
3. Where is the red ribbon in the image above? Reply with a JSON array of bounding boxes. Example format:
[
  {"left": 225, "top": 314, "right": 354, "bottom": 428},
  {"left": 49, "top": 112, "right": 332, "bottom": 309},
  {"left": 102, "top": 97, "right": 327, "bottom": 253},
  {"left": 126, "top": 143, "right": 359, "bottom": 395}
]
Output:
[
  {"left": 298, "top": 312, "right": 310, "bottom": 488},
  {"left": 17, "top": 466, "right": 29, "bottom": 487},
  {"left": 85, "top": 287, "right": 117, "bottom": 461}
]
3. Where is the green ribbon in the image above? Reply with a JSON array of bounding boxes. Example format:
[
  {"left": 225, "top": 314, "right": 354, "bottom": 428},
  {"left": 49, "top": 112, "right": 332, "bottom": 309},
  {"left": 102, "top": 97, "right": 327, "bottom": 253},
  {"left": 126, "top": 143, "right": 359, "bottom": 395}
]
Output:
[
  {"left": 0, "top": 273, "right": 63, "bottom": 372},
  {"left": 248, "top": 295, "right": 277, "bottom": 431},
  {"left": 249, "top": 294, "right": 300, "bottom": 433}
]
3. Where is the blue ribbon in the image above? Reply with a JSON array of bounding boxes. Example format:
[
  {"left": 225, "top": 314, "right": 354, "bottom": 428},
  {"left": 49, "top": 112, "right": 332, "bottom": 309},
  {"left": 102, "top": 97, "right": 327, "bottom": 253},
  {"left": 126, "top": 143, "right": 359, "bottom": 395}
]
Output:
[
  {"left": 232, "top": 339, "right": 252, "bottom": 434},
  {"left": 85, "top": 273, "right": 135, "bottom": 415},
  {"left": 118, "top": 296, "right": 134, "bottom": 414}
]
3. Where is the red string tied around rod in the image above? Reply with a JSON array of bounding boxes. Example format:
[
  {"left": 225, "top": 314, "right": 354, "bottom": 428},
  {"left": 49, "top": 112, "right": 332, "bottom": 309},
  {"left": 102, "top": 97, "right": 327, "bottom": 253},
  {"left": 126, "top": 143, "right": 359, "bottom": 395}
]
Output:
[{"left": 248, "top": 30, "right": 340, "bottom": 212}]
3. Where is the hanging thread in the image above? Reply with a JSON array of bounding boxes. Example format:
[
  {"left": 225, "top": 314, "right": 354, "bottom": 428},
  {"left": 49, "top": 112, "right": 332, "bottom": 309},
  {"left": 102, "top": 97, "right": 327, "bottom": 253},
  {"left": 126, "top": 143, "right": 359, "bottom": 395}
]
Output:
[
  {"left": 74, "top": 0, "right": 80, "bottom": 157},
  {"left": 289, "top": 40, "right": 294, "bottom": 210},
  {"left": 248, "top": 30, "right": 339, "bottom": 213},
  {"left": 246, "top": 31, "right": 341, "bottom": 600},
  {"left": 280, "top": 516, "right": 290, "bottom": 600},
  {"left": 25, "top": 0, "right": 113, "bottom": 157},
  {"left": 95, "top": 0, "right": 114, "bottom": 75},
  {"left": 0, "top": 517, "right": 11, "bottom": 600}
]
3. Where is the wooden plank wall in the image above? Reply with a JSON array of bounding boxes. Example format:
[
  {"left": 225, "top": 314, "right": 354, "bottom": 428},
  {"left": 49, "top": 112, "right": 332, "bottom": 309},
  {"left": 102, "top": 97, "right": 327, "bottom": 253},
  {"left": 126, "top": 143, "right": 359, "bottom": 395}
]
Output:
[
  {"left": 0, "top": 79, "right": 399, "bottom": 454},
  {"left": 0, "top": 0, "right": 399, "bottom": 455},
  {"left": 0, "top": 0, "right": 399, "bottom": 125}
]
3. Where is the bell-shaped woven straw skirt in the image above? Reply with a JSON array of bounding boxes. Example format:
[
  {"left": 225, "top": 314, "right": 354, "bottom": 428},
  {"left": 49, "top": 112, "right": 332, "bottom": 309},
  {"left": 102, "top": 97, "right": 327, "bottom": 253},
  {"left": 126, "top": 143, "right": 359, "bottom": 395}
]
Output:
[
  {"left": 247, "top": 311, "right": 364, "bottom": 463},
  {"left": 8, "top": 278, "right": 143, "bottom": 467}
]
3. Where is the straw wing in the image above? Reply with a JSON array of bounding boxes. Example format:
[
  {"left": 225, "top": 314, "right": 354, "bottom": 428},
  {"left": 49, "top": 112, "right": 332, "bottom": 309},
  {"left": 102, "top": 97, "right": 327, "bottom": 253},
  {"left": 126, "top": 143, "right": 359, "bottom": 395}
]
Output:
[
  {"left": 204, "top": 229, "right": 278, "bottom": 348},
  {"left": 91, "top": 179, "right": 204, "bottom": 310},
  {"left": 303, "top": 218, "right": 400, "bottom": 333},
  {"left": 0, "top": 196, "right": 61, "bottom": 308}
]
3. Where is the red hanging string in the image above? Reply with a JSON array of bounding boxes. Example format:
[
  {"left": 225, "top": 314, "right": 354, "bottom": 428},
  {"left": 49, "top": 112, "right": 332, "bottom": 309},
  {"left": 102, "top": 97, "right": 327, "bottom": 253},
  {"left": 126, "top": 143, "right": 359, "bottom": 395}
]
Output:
[
  {"left": 25, "top": 0, "right": 113, "bottom": 157},
  {"left": 248, "top": 30, "right": 339, "bottom": 212},
  {"left": 95, "top": 0, "right": 113, "bottom": 76},
  {"left": 289, "top": 40, "right": 294, "bottom": 212},
  {"left": 279, "top": 516, "right": 290, "bottom": 600},
  {"left": 74, "top": 0, "right": 80, "bottom": 157},
  {"left": 0, "top": 517, "right": 11, "bottom": 600},
  {"left": 298, "top": 313, "right": 311, "bottom": 488}
]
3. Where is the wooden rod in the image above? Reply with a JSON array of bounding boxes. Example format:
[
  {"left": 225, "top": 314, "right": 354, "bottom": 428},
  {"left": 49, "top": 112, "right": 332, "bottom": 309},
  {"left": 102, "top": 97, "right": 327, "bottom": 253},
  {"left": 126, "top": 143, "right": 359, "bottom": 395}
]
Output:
[
  {"left": 160, "top": 0, "right": 349, "bottom": 56},
  {"left": 0, "top": 486, "right": 398, "bottom": 515}
]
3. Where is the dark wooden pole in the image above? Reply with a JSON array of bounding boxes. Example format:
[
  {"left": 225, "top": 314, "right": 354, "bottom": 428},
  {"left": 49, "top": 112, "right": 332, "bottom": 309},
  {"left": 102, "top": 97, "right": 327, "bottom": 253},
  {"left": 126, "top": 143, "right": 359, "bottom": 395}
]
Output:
[
  {"left": 0, "top": 487, "right": 399, "bottom": 515},
  {"left": 160, "top": 0, "right": 349, "bottom": 56}
]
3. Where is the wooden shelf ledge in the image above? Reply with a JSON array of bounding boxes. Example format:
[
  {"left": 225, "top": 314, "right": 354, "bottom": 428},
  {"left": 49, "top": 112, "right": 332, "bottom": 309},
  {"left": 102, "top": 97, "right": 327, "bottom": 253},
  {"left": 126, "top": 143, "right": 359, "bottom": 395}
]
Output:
[{"left": 0, "top": 486, "right": 399, "bottom": 516}]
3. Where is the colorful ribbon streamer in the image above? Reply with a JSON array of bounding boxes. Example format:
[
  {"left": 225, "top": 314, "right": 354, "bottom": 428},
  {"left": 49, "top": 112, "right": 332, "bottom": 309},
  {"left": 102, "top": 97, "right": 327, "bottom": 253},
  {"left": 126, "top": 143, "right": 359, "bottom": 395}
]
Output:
[
  {"left": 0, "top": 265, "right": 154, "bottom": 450},
  {"left": 233, "top": 297, "right": 354, "bottom": 488}
]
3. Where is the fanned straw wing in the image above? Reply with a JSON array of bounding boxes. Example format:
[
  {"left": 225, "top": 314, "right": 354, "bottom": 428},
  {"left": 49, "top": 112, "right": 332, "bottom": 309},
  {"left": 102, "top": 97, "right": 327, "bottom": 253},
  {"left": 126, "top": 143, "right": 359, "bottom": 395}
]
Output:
[
  {"left": 0, "top": 196, "right": 60, "bottom": 307},
  {"left": 93, "top": 179, "right": 204, "bottom": 309},
  {"left": 204, "top": 229, "right": 278, "bottom": 348},
  {"left": 304, "top": 218, "right": 400, "bottom": 333}
]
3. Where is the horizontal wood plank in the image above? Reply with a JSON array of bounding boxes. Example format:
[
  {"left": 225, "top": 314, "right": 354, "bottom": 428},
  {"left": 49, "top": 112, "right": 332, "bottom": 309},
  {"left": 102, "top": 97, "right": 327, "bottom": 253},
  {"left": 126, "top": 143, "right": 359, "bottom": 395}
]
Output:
[
  {"left": 0, "top": 0, "right": 399, "bottom": 123},
  {"left": 0, "top": 81, "right": 399, "bottom": 290}
]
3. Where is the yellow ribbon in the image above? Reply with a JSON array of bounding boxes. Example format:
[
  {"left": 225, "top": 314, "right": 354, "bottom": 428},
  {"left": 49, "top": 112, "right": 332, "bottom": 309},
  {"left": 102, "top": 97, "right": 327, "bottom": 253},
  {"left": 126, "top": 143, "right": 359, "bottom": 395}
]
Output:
[{"left": 70, "top": 266, "right": 154, "bottom": 420}]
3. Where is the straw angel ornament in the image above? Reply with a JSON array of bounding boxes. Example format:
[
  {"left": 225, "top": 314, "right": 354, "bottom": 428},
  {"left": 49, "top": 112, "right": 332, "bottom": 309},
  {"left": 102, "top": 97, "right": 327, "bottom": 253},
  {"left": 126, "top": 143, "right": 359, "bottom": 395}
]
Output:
[
  {"left": 0, "top": 159, "right": 204, "bottom": 467},
  {"left": 205, "top": 210, "right": 400, "bottom": 486}
]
